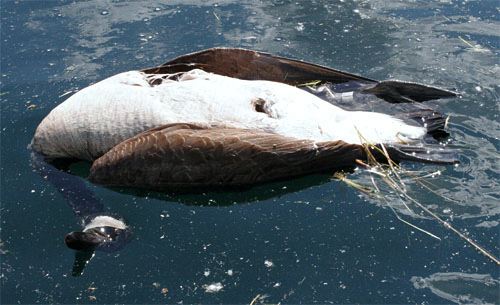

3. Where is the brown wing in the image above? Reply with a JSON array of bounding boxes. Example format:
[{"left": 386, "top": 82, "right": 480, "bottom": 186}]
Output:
[
  {"left": 142, "top": 47, "right": 456, "bottom": 103},
  {"left": 88, "top": 123, "right": 363, "bottom": 189},
  {"left": 142, "top": 47, "right": 376, "bottom": 85}
]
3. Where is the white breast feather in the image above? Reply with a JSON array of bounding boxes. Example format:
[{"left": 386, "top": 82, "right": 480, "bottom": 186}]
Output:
[{"left": 33, "top": 69, "right": 426, "bottom": 160}]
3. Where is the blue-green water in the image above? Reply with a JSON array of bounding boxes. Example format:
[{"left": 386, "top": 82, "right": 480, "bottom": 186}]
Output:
[{"left": 1, "top": 0, "right": 499, "bottom": 304}]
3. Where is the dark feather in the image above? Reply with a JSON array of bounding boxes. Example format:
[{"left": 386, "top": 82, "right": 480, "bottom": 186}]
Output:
[
  {"left": 89, "top": 123, "right": 364, "bottom": 189},
  {"left": 142, "top": 47, "right": 376, "bottom": 85},
  {"left": 89, "top": 123, "right": 459, "bottom": 190},
  {"left": 142, "top": 48, "right": 456, "bottom": 104},
  {"left": 361, "top": 80, "right": 457, "bottom": 103}
]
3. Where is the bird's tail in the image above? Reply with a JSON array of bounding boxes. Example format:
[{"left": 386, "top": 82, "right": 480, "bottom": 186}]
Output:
[
  {"left": 396, "top": 107, "right": 450, "bottom": 140},
  {"left": 388, "top": 108, "right": 459, "bottom": 164}
]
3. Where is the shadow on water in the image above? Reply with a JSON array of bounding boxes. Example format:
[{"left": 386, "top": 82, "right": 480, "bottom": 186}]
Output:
[
  {"left": 65, "top": 160, "right": 340, "bottom": 206},
  {"left": 61, "top": 159, "right": 342, "bottom": 278}
]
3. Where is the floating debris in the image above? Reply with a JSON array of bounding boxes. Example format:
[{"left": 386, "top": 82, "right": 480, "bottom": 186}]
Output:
[
  {"left": 87, "top": 284, "right": 97, "bottom": 292},
  {"left": 213, "top": 12, "right": 221, "bottom": 22},
  {"left": 458, "top": 36, "right": 491, "bottom": 53},
  {"left": 249, "top": 294, "right": 262, "bottom": 305},
  {"left": 335, "top": 130, "right": 500, "bottom": 265},
  {"left": 297, "top": 80, "right": 321, "bottom": 88},
  {"left": 59, "top": 90, "right": 74, "bottom": 98},
  {"left": 203, "top": 282, "right": 223, "bottom": 293},
  {"left": 264, "top": 260, "right": 274, "bottom": 268}
]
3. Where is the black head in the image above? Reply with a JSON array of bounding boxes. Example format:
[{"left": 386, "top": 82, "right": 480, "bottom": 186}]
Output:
[{"left": 65, "top": 225, "right": 131, "bottom": 252}]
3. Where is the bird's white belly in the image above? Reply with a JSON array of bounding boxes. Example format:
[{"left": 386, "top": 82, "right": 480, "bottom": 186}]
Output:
[
  {"left": 32, "top": 70, "right": 277, "bottom": 160},
  {"left": 32, "top": 69, "right": 425, "bottom": 160}
]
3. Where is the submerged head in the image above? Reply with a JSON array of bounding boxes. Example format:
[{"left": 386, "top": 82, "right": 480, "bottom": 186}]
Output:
[{"left": 65, "top": 215, "right": 131, "bottom": 252}]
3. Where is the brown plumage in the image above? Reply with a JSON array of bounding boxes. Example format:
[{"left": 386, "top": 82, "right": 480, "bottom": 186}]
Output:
[
  {"left": 143, "top": 48, "right": 456, "bottom": 102},
  {"left": 89, "top": 123, "right": 364, "bottom": 189},
  {"left": 143, "top": 47, "right": 375, "bottom": 86},
  {"left": 33, "top": 48, "right": 457, "bottom": 190}
]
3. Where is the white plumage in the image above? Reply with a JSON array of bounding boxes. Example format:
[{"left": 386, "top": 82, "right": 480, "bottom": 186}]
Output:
[{"left": 33, "top": 69, "right": 425, "bottom": 160}]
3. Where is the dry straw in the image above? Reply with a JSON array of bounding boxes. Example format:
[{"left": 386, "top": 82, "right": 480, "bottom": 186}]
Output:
[{"left": 334, "top": 129, "right": 500, "bottom": 265}]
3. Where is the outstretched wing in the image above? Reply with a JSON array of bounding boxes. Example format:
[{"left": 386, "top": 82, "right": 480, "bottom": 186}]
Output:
[
  {"left": 142, "top": 47, "right": 456, "bottom": 103},
  {"left": 142, "top": 47, "right": 375, "bottom": 85}
]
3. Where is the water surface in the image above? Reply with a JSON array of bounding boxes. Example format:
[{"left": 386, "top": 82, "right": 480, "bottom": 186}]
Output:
[{"left": 1, "top": 0, "right": 499, "bottom": 304}]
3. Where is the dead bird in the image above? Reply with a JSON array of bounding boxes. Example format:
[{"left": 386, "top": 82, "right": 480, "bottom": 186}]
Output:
[{"left": 32, "top": 48, "right": 458, "bottom": 190}]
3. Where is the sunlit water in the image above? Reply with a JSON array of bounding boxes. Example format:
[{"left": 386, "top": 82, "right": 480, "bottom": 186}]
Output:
[{"left": 1, "top": 0, "right": 499, "bottom": 304}]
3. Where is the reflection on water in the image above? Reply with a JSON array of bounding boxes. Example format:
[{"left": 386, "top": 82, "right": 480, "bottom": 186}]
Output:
[
  {"left": 412, "top": 272, "right": 500, "bottom": 305},
  {"left": 1, "top": 0, "right": 499, "bottom": 304}
]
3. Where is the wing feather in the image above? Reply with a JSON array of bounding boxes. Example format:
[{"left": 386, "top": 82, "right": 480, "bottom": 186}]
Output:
[{"left": 89, "top": 123, "right": 362, "bottom": 189}]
